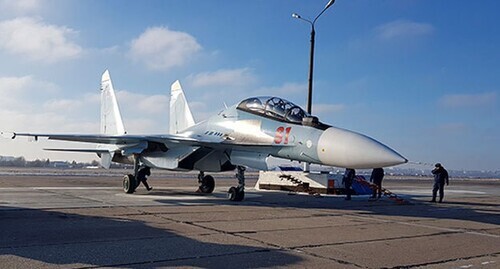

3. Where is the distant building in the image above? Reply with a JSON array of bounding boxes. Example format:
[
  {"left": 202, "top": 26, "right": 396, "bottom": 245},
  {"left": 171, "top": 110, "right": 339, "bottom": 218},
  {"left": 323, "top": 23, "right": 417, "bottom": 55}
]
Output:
[
  {"left": 0, "top": 156, "right": 16, "bottom": 162},
  {"left": 52, "top": 161, "right": 70, "bottom": 168}
]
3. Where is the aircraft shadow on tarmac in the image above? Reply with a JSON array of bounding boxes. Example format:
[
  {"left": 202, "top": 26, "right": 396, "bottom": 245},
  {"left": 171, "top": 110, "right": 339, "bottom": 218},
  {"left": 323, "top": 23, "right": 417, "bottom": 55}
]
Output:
[
  {"left": 150, "top": 190, "right": 500, "bottom": 226},
  {"left": 0, "top": 206, "right": 302, "bottom": 268}
]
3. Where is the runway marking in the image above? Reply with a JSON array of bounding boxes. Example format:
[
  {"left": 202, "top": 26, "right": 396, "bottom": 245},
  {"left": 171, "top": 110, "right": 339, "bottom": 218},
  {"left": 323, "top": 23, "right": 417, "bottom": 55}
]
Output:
[
  {"left": 34, "top": 187, "right": 118, "bottom": 190},
  {"left": 0, "top": 187, "right": 118, "bottom": 190},
  {"left": 353, "top": 212, "right": 500, "bottom": 239},
  {"left": 391, "top": 189, "right": 486, "bottom": 195},
  {"left": 116, "top": 192, "right": 262, "bottom": 200}
]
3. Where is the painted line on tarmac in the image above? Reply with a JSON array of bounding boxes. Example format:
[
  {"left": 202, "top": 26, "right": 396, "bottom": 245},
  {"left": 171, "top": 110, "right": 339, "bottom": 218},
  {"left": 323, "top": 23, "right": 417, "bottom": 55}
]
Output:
[
  {"left": 116, "top": 192, "right": 262, "bottom": 200},
  {"left": 390, "top": 189, "right": 486, "bottom": 195},
  {"left": 34, "top": 187, "right": 118, "bottom": 190},
  {"left": 0, "top": 187, "right": 118, "bottom": 190}
]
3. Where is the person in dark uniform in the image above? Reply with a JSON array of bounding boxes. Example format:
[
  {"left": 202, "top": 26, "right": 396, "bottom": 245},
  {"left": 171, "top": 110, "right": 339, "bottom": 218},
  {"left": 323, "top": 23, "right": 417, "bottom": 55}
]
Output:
[
  {"left": 370, "top": 168, "right": 384, "bottom": 199},
  {"left": 342, "top": 168, "right": 355, "bottom": 200},
  {"left": 137, "top": 166, "right": 152, "bottom": 191},
  {"left": 431, "top": 163, "right": 449, "bottom": 203}
]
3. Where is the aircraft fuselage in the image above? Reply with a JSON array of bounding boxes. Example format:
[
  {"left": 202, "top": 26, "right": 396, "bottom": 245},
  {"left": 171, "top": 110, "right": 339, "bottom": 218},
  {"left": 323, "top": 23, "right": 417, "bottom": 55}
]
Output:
[{"left": 177, "top": 96, "right": 407, "bottom": 170}]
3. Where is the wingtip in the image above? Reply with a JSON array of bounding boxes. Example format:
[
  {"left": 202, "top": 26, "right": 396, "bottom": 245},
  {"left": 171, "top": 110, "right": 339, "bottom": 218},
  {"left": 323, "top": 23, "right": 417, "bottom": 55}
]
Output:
[{"left": 0, "top": 131, "right": 16, "bottom": 139}]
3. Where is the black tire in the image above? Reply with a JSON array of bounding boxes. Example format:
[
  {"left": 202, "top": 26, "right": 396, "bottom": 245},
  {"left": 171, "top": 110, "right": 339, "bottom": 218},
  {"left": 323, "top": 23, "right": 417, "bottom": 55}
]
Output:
[
  {"left": 123, "top": 174, "right": 137, "bottom": 194},
  {"left": 227, "top": 186, "right": 244, "bottom": 201},
  {"left": 199, "top": 175, "right": 215, "bottom": 193},
  {"left": 227, "top": 187, "right": 237, "bottom": 201},
  {"left": 235, "top": 188, "right": 245, "bottom": 201}
]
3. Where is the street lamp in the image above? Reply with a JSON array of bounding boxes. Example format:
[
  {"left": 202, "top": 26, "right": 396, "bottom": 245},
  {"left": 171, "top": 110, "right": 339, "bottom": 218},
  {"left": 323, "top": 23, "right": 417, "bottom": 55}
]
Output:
[
  {"left": 292, "top": 0, "right": 335, "bottom": 115},
  {"left": 292, "top": 0, "right": 335, "bottom": 172}
]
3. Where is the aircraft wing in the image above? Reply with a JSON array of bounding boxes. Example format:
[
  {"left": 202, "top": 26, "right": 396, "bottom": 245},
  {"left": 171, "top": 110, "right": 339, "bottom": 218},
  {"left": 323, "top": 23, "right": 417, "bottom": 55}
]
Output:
[
  {"left": 8, "top": 132, "right": 291, "bottom": 150},
  {"left": 10, "top": 132, "right": 197, "bottom": 145}
]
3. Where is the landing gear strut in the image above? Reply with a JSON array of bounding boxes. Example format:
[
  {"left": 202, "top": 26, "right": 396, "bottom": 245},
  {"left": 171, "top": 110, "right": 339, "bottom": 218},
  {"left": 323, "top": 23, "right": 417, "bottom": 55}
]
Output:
[
  {"left": 123, "top": 154, "right": 140, "bottom": 194},
  {"left": 228, "top": 166, "right": 245, "bottom": 201},
  {"left": 197, "top": 171, "right": 215, "bottom": 194}
]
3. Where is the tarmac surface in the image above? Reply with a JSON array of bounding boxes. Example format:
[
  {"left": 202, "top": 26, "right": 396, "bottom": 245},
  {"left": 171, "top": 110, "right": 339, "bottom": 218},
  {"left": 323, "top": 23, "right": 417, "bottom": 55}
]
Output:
[{"left": 0, "top": 168, "right": 499, "bottom": 268}]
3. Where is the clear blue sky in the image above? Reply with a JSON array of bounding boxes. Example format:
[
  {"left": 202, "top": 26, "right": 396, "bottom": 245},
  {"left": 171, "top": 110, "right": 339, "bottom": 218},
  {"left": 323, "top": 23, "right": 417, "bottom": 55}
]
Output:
[{"left": 0, "top": 0, "right": 499, "bottom": 171}]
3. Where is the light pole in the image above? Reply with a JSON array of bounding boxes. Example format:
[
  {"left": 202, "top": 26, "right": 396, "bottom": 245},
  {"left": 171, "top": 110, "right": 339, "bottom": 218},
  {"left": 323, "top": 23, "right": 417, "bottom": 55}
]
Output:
[
  {"left": 292, "top": 0, "right": 335, "bottom": 172},
  {"left": 292, "top": 0, "right": 335, "bottom": 115}
]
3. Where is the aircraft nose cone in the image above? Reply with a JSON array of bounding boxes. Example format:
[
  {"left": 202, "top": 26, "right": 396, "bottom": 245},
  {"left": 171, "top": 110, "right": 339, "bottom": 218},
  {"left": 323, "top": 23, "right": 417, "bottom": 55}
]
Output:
[{"left": 317, "top": 127, "right": 407, "bottom": 169}]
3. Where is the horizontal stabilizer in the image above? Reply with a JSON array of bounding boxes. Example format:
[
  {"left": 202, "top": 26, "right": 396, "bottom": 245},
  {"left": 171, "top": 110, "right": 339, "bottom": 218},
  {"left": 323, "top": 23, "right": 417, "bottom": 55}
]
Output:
[
  {"left": 44, "top": 148, "right": 115, "bottom": 169},
  {"left": 44, "top": 148, "right": 111, "bottom": 153}
]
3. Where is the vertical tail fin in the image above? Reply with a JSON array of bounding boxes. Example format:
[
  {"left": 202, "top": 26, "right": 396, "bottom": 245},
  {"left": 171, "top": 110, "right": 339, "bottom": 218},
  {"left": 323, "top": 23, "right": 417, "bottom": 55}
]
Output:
[
  {"left": 169, "top": 80, "right": 195, "bottom": 134},
  {"left": 100, "top": 70, "right": 126, "bottom": 135}
]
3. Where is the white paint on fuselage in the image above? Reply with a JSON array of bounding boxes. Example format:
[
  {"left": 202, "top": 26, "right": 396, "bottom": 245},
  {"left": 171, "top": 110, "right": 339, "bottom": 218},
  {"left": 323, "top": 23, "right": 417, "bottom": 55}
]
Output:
[{"left": 317, "top": 127, "right": 407, "bottom": 169}]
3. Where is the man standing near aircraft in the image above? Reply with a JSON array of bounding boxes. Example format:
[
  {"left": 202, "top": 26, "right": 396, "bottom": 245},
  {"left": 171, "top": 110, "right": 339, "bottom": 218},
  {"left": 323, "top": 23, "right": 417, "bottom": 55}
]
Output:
[
  {"left": 431, "top": 163, "right": 449, "bottom": 203},
  {"left": 343, "top": 168, "right": 356, "bottom": 200},
  {"left": 370, "top": 168, "right": 384, "bottom": 199},
  {"left": 137, "top": 167, "right": 153, "bottom": 191}
]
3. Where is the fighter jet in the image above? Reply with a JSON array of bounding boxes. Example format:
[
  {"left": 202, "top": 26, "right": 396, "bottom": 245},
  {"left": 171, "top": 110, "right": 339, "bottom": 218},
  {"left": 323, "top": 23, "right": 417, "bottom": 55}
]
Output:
[{"left": 5, "top": 70, "right": 407, "bottom": 201}]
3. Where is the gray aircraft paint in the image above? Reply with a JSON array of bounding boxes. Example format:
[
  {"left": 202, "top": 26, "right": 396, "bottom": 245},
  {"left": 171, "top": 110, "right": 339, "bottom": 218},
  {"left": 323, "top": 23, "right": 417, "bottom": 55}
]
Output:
[{"left": 7, "top": 70, "right": 407, "bottom": 172}]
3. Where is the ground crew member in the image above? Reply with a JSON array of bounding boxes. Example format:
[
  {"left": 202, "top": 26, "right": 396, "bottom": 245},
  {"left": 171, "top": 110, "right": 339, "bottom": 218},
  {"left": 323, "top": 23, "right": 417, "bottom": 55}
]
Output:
[
  {"left": 431, "top": 163, "right": 449, "bottom": 203},
  {"left": 370, "top": 168, "right": 385, "bottom": 199},
  {"left": 137, "top": 166, "right": 153, "bottom": 191},
  {"left": 342, "top": 168, "right": 355, "bottom": 200}
]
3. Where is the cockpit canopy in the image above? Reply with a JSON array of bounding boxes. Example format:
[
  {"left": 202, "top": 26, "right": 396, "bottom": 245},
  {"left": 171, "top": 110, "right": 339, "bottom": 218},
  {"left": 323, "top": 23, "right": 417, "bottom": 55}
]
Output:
[{"left": 237, "top": 96, "right": 310, "bottom": 124}]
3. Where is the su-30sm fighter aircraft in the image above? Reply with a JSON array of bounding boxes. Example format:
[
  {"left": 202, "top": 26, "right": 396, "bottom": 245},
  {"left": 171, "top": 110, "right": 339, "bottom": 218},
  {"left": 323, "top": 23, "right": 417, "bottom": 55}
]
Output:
[{"left": 5, "top": 70, "right": 407, "bottom": 201}]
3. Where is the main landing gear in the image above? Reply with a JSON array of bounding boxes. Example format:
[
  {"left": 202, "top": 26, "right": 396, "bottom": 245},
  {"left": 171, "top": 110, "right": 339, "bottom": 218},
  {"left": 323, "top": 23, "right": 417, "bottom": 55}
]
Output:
[
  {"left": 121, "top": 155, "right": 246, "bottom": 202},
  {"left": 227, "top": 166, "right": 245, "bottom": 202},
  {"left": 122, "top": 155, "right": 149, "bottom": 194},
  {"left": 197, "top": 166, "right": 246, "bottom": 202},
  {"left": 123, "top": 174, "right": 137, "bottom": 194}
]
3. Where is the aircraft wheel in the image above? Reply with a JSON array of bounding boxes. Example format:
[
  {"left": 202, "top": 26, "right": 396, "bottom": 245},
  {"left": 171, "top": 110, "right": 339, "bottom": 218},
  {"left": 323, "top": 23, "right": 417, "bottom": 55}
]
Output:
[
  {"left": 235, "top": 188, "right": 245, "bottom": 201},
  {"left": 123, "top": 174, "right": 137, "bottom": 194},
  {"left": 198, "top": 175, "right": 215, "bottom": 194},
  {"left": 227, "top": 186, "right": 244, "bottom": 201}
]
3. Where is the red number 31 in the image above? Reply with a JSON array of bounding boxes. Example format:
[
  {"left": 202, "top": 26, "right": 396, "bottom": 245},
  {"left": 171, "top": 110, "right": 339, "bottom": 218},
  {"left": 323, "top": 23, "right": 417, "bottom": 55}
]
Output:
[{"left": 274, "top": 126, "right": 292, "bottom": 144}]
